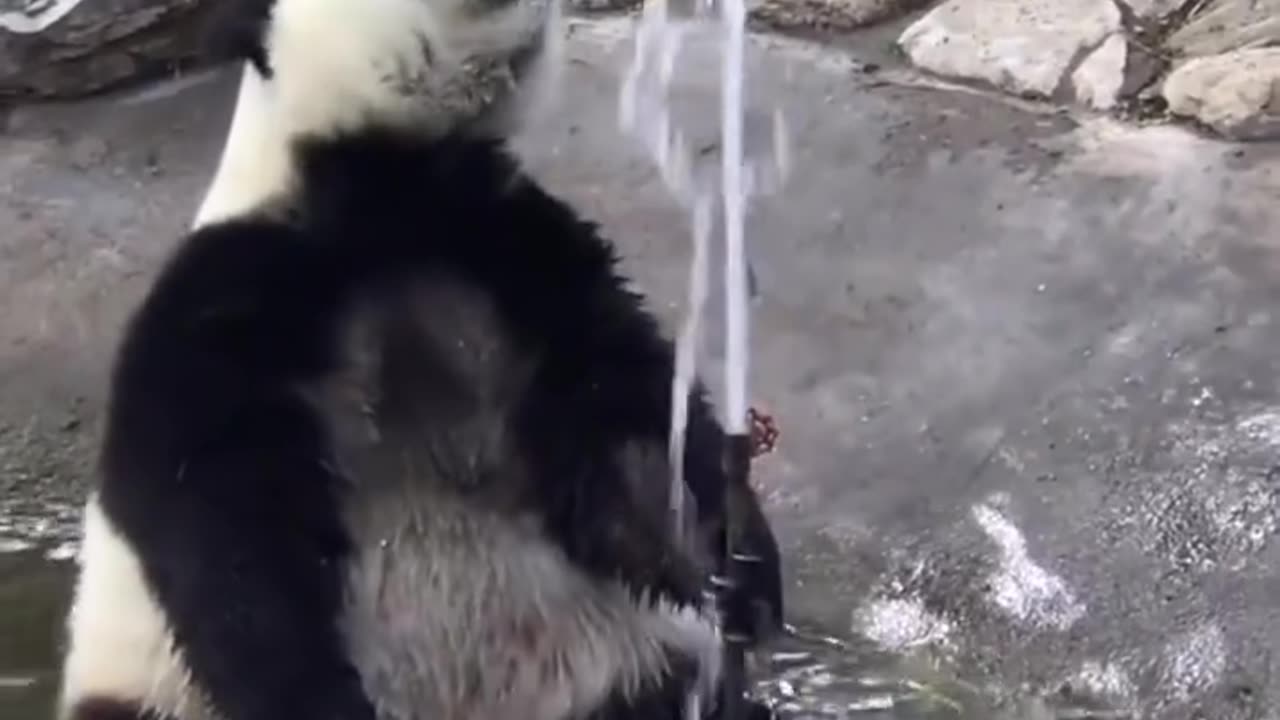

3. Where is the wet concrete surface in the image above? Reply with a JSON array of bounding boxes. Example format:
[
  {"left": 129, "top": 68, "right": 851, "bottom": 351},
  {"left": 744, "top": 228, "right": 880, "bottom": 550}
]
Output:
[{"left": 3, "top": 16, "right": 1280, "bottom": 720}]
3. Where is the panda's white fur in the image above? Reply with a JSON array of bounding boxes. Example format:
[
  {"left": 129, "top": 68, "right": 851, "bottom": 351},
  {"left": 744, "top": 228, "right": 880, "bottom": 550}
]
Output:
[
  {"left": 59, "top": 498, "right": 211, "bottom": 720},
  {"left": 195, "top": 0, "right": 562, "bottom": 227},
  {"left": 57, "top": 1, "right": 781, "bottom": 719},
  {"left": 335, "top": 481, "right": 721, "bottom": 720}
]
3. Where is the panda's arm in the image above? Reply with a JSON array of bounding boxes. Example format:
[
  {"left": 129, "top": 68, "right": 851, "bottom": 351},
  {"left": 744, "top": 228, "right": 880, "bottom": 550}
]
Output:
[
  {"left": 492, "top": 181, "right": 784, "bottom": 628},
  {"left": 97, "top": 222, "right": 377, "bottom": 720},
  {"left": 685, "top": 391, "right": 785, "bottom": 633},
  {"left": 515, "top": 397, "right": 705, "bottom": 606},
  {"left": 518, "top": 328, "right": 781, "bottom": 631}
]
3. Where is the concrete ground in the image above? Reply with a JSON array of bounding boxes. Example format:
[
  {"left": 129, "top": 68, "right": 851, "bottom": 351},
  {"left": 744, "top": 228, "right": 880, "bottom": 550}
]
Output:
[{"left": 3, "top": 16, "right": 1280, "bottom": 720}]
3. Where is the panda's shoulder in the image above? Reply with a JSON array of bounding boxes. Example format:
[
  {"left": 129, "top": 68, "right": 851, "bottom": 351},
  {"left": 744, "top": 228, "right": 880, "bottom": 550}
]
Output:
[{"left": 118, "top": 217, "right": 340, "bottom": 367}]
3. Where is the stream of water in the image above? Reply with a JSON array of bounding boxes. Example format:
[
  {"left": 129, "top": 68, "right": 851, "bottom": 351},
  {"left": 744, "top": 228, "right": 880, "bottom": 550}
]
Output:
[{"left": 618, "top": 0, "right": 789, "bottom": 535}]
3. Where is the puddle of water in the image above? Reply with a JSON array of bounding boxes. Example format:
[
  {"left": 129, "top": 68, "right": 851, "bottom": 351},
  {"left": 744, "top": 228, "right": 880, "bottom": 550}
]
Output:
[
  {"left": 0, "top": 546, "right": 74, "bottom": 720},
  {"left": 0, "top": 539, "right": 1000, "bottom": 720},
  {"left": 0, "top": 500, "right": 1014, "bottom": 720},
  {"left": 757, "top": 626, "right": 995, "bottom": 719}
]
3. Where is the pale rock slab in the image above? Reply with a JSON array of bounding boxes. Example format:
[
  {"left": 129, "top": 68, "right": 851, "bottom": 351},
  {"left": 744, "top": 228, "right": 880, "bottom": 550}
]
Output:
[
  {"left": 1162, "top": 47, "right": 1280, "bottom": 141},
  {"left": 897, "top": 0, "right": 1122, "bottom": 100},
  {"left": 1072, "top": 32, "right": 1128, "bottom": 110}
]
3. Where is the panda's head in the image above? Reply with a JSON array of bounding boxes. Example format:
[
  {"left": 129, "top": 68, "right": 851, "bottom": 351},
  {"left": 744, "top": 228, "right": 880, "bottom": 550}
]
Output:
[
  {"left": 209, "top": 0, "right": 562, "bottom": 141},
  {"left": 194, "top": 0, "right": 562, "bottom": 226}
]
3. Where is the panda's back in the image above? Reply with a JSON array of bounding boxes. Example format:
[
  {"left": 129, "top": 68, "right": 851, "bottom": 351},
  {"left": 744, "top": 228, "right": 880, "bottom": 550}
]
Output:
[{"left": 309, "top": 263, "right": 688, "bottom": 720}]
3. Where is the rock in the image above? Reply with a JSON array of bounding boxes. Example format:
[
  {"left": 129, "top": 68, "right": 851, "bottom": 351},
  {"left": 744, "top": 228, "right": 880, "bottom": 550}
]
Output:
[
  {"left": 0, "top": 0, "right": 215, "bottom": 101},
  {"left": 1167, "top": 0, "right": 1280, "bottom": 59},
  {"left": 1070, "top": 32, "right": 1165, "bottom": 110},
  {"left": 1071, "top": 34, "right": 1127, "bottom": 110},
  {"left": 1114, "top": 0, "right": 1194, "bottom": 22},
  {"left": 897, "top": 0, "right": 1121, "bottom": 100},
  {"left": 750, "top": 0, "right": 930, "bottom": 33},
  {"left": 1162, "top": 47, "right": 1280, "bottom": 140}
]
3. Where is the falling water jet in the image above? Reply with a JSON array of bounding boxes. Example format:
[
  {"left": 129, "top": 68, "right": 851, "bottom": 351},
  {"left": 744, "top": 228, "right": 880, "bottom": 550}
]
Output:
[
  {"left": 668, "top": 194, "right": 713, "bottom": 541},
  {"left": 719, "top": 0, "right": 748, "bottom": 438},
  {"left": 618, "top": 0, "right": 788, "bottom": 537}
]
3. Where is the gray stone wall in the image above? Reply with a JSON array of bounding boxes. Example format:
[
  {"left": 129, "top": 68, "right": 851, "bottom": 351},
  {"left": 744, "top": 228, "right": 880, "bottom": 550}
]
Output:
[{"left": 0, "top": 0, "right": 212, "bottom": 100}]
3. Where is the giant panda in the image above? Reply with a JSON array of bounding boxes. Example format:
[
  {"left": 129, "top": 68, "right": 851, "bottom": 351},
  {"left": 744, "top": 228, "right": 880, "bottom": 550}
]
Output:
[{"left": 56, "top": 1, "right": 784, "bottom": 720}]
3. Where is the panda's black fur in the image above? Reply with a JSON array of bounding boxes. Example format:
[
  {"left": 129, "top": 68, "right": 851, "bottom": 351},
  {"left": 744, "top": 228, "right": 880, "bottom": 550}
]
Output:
[{"left": 57, "top": 2, "right": 784, "bottom": 720}]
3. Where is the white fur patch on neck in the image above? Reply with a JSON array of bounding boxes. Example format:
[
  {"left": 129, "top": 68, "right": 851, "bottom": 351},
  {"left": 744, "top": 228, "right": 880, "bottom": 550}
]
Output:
[
  {"left": 266, "top": 0, "right": 555, "bottom": 136},
  {"left": 193, "top": 67, "right": 287, "bottom": 228},
  {"left": 266, "top": 0, "right": 444, "bottom": 138}
]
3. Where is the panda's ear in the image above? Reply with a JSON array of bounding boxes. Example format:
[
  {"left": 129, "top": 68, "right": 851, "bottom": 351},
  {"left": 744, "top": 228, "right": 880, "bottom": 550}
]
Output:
[{"left": 202, "top": 0, "right": 277, "bottom": 78}]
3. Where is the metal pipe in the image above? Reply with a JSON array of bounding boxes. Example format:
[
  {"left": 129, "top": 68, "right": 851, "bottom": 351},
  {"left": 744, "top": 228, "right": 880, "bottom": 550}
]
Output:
[{"left": 715, "top": 432, "right": 758, "bottom": 720}]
